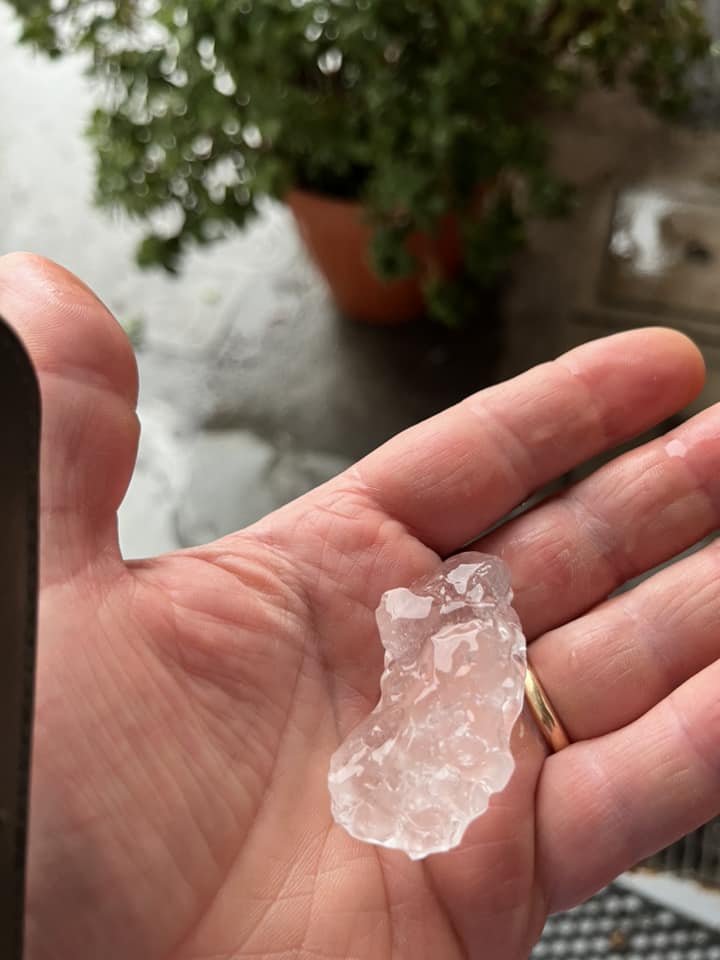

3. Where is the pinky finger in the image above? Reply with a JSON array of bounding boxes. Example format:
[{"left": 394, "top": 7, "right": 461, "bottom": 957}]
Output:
[{"left": 536, "top": 657, "right": 720, "bottom": 913}]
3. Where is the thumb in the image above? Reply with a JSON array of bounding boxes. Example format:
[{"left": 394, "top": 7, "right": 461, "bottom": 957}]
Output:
[{"left": 0, "top": 253, "right": 139, "bottom": 584}]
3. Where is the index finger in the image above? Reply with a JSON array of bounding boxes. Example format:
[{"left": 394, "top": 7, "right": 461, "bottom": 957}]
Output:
[{"left": 356, "top": 328, "right": 705, "bottom": 555}]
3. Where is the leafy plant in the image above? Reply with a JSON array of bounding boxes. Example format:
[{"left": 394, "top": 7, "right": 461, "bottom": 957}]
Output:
[{"left": 11, "top": 0, "right": 711, "bottom": 323}]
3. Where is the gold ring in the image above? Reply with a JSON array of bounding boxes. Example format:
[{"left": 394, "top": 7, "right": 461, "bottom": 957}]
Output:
[{"left": 524, "top": 661, "right": 570, "bottom": 752}]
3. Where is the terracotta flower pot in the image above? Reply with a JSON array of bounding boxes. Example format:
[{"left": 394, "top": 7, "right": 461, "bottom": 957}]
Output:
[{"left": 287, "top": 188, "right": 465, "bottom": 324}]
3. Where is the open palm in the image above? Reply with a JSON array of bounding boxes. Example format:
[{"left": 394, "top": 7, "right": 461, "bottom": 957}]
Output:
[{"left": 5, "top": 253, "right": 719, "bottom": 960}]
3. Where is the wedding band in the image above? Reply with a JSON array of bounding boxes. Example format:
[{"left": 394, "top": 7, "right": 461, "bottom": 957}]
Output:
[{"left": 524, "top": 661, "right": 570, "bottom": 752}]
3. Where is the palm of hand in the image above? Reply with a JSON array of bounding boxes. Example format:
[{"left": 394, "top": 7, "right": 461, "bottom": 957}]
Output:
[{"left": 6, "top": 255, "right": 719, "bottom": 960}]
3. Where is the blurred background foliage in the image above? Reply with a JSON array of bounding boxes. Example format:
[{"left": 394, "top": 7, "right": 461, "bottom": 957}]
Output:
[{"left": 10, "top": 0, "right": 712, "bottom": 324}]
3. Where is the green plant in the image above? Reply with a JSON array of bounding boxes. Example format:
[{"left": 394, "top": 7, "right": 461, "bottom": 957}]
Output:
[{"left": 12, "top": 0, "right": 711, "bottom": 323}]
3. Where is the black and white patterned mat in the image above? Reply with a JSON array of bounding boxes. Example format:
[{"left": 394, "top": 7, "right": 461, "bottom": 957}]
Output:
[{"left": 533, "top": 884, "right": 720, "bottom": 959}]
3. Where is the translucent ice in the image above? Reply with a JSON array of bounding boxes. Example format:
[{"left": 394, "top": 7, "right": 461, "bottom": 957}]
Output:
[{"left": 328, "top": 553, "right": 526, "bottom": 860}]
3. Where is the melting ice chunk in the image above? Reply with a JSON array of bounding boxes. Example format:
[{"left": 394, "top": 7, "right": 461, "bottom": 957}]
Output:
[{"left": 328, "top": 552, "right": 527, "bottom": 860}]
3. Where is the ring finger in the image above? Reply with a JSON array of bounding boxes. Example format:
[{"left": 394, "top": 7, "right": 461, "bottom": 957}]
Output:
[{"left": 528, "top": 536, "right": 720, "bottom": 742}]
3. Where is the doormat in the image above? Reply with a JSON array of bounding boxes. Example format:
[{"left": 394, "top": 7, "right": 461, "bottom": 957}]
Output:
[{"left": 533, "top": 883, "right": 720, "bottom": 959}]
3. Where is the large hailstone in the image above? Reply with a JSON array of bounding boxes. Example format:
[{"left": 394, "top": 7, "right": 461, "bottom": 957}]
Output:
[{"left": 328, "top": 552, "right": 527, "bottom": 860}]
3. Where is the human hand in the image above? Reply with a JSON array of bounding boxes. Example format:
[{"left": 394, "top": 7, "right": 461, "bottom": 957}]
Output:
[{"left": 3, "top": 253, "right": 718, "bottom": 960}]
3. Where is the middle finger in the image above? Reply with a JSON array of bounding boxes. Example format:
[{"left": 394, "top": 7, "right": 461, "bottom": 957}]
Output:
[{"left": 477, "top": 403, "right": 720, "bottom": 638}]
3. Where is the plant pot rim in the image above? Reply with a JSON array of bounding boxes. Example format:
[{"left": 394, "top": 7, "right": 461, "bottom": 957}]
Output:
[{"left": 286, "top": 185, "right": 364, "bottom": 212}]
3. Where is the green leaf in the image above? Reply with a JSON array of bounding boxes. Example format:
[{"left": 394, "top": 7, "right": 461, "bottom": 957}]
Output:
[{"left": 7, "top": 0, "right": 711, "bottom": 290}]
